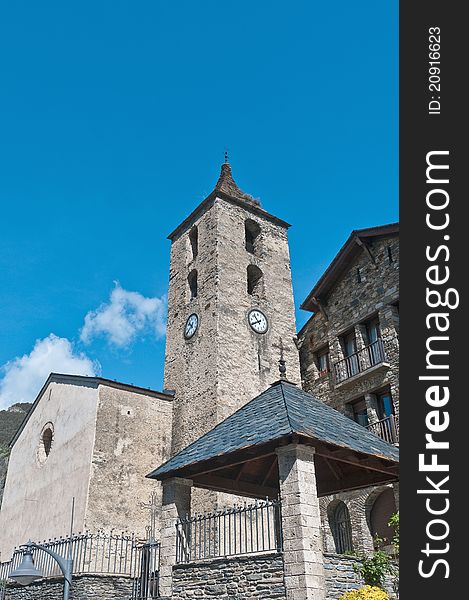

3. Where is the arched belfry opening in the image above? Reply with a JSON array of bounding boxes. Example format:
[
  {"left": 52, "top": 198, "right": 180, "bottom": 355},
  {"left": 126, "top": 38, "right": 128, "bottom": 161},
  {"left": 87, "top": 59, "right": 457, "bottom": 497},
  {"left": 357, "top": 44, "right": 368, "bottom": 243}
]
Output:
[
  {"left": 247, "top": 264, "right": 264, "bottom": 298},
  {"left": 188, "top": 269, "right": 198, "bottom": 299},
  {"left": 245, "top": 219, "right": 261, "bottom": 255},
  {"left": 189, "top": 226, "right": 198, "bottom": 260}
]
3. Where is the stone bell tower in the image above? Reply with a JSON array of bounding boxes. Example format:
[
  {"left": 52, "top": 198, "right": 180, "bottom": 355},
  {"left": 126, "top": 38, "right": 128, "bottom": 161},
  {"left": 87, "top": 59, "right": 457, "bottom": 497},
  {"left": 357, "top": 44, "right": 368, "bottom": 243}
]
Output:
[{"left": 164, "top": 161, "right": 301, "bottom": 456}]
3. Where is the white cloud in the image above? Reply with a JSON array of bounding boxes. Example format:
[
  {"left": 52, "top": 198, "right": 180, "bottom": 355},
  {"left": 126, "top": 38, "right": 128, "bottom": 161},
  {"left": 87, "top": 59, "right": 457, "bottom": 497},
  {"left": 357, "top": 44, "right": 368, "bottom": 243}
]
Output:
[
  {"left": 80, "top": 283, "right": 167, "bottom": 348},
  {"left": 0, "top": 334, "right": 98, "bottom": 409}
]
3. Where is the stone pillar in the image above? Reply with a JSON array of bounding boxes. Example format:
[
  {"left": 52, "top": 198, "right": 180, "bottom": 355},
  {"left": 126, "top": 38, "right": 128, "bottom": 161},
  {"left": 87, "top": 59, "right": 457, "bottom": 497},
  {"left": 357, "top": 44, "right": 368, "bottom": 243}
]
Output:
[
  {"left": 328, "top": 334, "right": 342, "bottom": 365},
  {"left": 276, "top": 444, "right": 325, "bottom": 600},
  {"left": 355, "top": 323, "right": 367, "bottom": 352},
  {"left": 159, "top": 477, "right": 192, "bottom": 598}
]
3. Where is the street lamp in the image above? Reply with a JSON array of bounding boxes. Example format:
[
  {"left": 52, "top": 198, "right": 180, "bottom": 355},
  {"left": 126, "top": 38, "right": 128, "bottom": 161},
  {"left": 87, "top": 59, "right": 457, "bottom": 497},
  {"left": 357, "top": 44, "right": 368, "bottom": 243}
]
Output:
[{"left": 9, "top": 540, "right": 73, "bottom": 600}]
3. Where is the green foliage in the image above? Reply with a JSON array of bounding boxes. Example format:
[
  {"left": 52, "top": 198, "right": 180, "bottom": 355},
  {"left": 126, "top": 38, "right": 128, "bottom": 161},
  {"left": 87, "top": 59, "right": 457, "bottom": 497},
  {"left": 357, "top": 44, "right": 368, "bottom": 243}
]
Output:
[
  {"left": 0, "top": 403, "right": 32, "bottom": 448},
  {"left": 340, "top": 586, "right": 389, "bottom": 600},
  {"left": 354, "top": 550, "right": 396, "bottom": 589},
  {"left": 388, "top": 512, "right": 399, "bottom": 555}
]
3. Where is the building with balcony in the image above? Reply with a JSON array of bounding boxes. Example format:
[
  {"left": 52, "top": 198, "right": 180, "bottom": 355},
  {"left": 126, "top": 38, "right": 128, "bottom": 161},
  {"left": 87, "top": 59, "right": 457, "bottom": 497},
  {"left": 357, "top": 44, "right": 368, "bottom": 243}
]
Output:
[{"left": 297, "top": 223, "right": 399, "bottom": 554}]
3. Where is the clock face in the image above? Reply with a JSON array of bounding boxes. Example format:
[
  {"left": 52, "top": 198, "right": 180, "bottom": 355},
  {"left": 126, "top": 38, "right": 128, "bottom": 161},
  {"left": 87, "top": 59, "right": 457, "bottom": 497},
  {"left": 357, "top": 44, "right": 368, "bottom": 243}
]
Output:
[
  {"left": 184, "top": 313, "right": 199, "bottom": 339},
  {"left": 248, "top": 309, "right": 268, "bottom": 334}
]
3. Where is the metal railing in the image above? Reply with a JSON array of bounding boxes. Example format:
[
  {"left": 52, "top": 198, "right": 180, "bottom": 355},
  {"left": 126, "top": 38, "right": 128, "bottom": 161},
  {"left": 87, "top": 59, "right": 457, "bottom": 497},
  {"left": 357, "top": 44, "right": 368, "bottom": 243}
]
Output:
[
  {"left": 131, "top": 539, "right": 160, "bottom": 600},
  {"left": 176, "top": 498, "right": 283, "bottom": 563},
  {"left": 367, "top": 414, "right": 399, "bottom": 444},
  {"left": 333, "top": 339, "right": 387, "bottom": 384},
  {"left": 0, "top": 531, "right": 161, "bottom": 599}
]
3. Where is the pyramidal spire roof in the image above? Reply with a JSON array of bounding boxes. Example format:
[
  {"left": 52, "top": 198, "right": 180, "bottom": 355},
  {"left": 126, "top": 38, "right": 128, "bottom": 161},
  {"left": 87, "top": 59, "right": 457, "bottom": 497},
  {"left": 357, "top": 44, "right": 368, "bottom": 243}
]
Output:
[
  {"left": 213, "top": 162, "right": 261, "bottom": 207},
  {"left": 167, "top": 161, "right": 290, "bottom": 241}
]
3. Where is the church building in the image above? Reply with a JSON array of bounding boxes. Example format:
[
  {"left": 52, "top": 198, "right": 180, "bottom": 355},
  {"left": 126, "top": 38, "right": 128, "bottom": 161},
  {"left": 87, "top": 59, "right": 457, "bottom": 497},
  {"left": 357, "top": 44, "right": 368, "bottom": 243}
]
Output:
[
  {"left": 0, "top": 161, "right": 302, "bottom": 558},
  {"left": 0, "top": 162, "right": 399, "bottom": 600}
]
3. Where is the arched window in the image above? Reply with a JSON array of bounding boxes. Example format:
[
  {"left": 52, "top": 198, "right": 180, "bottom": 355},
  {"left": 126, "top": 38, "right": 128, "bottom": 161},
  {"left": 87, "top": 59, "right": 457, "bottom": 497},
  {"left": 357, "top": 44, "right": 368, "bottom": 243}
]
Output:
[
  {"left": 189, "top": 226, "right": 198, "bottom": 259},
  {"left": 37, "top": 422, "right": 54, "bottom": 464},
  {"left": 42, "top": 427, "right": 53, "bottom": 456},
  {"left": 329, "top": 501, "right": 353, "bottom": 554},
  {"left": 247, "top": 264, "right": 263, "bottom": 298},
  {"left": 188, "top": 269, "right": 198, "bottom": 299},
  {"left": 245, "top": 219, "right": 261, "bottom": 255},
  {"left": 369, "top": 488, "right": 397, "bottom": 547}
]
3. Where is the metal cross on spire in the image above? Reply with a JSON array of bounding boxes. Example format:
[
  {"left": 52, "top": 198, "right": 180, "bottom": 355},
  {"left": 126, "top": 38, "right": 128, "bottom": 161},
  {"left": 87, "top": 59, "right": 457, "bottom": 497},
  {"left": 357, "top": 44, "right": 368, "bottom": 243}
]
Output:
[
  {"left": 224, "top": 148, "right": 229, "bottom": 164},
  {"left": 278, "top": 338, "right": 287, "bottom": 379}
]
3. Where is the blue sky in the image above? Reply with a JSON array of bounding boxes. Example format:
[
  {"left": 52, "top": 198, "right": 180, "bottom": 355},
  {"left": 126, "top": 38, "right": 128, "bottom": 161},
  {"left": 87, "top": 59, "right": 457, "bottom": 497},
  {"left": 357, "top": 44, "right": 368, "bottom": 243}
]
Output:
[{"left": 0, "top": 1, "right": 398, "bottom": 408}]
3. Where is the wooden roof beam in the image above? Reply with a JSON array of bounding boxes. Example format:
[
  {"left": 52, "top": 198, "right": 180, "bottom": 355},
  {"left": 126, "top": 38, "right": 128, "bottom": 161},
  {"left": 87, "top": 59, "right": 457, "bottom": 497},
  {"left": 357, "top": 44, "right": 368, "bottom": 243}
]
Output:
[{"left": 192, "top": 473, "right": 278, "bottom": 500}]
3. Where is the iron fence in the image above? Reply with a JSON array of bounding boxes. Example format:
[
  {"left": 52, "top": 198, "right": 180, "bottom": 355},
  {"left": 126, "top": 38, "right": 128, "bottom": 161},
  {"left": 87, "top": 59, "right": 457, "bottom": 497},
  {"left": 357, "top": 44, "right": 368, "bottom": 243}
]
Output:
[
  {"left": 131, "top": 539, "right": 160, "bottom": 600},
  {"left": 176, "top": 498, "right": 282, "bottom": 563},
  {"left": 333, "top": 339, "right": 387, "bottom": 384},
  {"left": 0, "top": 531, "right": 160, "bottom": 599}
]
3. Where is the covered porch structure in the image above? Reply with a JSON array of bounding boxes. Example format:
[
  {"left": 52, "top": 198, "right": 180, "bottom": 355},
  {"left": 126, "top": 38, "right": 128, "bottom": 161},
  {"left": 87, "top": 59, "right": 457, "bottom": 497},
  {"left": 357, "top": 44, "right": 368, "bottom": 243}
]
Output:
[{"left": 148, "top": 380, "right": 399, "bottom": 599}]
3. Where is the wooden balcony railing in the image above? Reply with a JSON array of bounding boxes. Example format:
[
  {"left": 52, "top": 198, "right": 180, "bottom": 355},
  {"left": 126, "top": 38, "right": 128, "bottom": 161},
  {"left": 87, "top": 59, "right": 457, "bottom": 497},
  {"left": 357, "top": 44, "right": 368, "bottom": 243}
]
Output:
[
  {"left": 333, "top": 339, "right": 387, "bottom": 384},
  {"left": 367, "top": 414, "right": 399, "bottom": 444}
]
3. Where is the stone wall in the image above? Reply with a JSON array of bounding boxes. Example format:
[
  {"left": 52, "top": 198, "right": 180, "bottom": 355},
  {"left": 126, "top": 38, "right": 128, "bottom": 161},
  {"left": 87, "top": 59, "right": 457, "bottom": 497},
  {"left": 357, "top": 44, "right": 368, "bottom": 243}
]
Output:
[
  {"left": 297, "top": 233, "right": 399, "bottom": 555},
  {"left": 324, "top": 553, "right": 362, "bottom": 599},
  {"left": 164, "top": 189, "right": 301, "bottom": 515},
  {"left": 0, "top": 376, "right": 173, "bottom": 560},
  {"left": 85, "top": 384, "right": 173, "bottom": 539},
  {"left": 171, "top": 553, "right": 287, "bottom": 600},
  {"left": 298, "top": 235, "right": 399, "bottom": 418},
  {"left": 324, "top": 553, "right": 397, "bottom": 600},
  {"left": 3, "top": 554, "right": 397, "bottom": 599},
  {"left": 165, "top": 195, "right": 301, "bottom": 458},
  {"left": 4, "top": 574, "right": 133, "bottom": 600},
  {"left": 298, "top": 237, "right": 399, "bottom": 414}
]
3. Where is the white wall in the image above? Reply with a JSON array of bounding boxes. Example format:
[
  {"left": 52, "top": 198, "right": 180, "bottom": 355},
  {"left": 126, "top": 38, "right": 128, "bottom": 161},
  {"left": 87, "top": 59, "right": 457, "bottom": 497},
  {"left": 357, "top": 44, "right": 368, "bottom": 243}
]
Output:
[{"left": 0, "top": 379, "right": 99, "bottom": 560}]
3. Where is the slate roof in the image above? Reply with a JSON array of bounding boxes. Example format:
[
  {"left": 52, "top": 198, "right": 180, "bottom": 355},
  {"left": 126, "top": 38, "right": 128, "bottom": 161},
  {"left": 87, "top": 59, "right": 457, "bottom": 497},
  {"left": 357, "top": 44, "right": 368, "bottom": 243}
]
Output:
[
  {"left": 10, "top": 373, "right": 173, "bottom": 449},
  {"left": 147, "top": 380, "right": 399, "bottom": 480}
]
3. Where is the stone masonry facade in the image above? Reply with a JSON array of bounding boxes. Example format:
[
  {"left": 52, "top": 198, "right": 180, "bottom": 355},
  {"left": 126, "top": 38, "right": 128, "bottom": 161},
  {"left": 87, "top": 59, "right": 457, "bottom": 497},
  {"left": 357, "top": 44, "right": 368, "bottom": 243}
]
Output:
[
  {"left": 323, "top": 554, "right": 397, "bottom": 599},
  {"left": 164, "top": 165, "right": 301, "bottom": 514},
  {"left": 297, "top": 229, "right": 399, "bottom": 555},
  {"left": 165, "top": 193, "right": 301, "bottom": 457},
  {"left": 4, "top": 574, "right": 134, "bottom": 600},
  {"left": 0, "top": 375, "right": 173, "bottom": 560},
  {"left": 0, "top": 165, "right": 399, "bottom": 599},
  {"left": 3, "top": 554, "right": 397, "bottom": 600},
  {"left": 171, "top": 553, "right": 287, "bottom": 600}
]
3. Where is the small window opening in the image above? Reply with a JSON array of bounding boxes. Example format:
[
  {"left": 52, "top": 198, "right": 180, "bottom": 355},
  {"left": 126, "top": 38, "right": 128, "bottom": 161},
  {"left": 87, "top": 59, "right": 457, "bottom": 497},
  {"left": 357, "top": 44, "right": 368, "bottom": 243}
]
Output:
[
  {"left": 42, "top": 427, "right": 53, "bottom": 457},
  {"left": 247, "top": 264, "right": 264, "bottom": 297},
  {"left": 188, "top": 269, "right": 198, "bottom": 299},
  {"left": 387, "top": 246, "right": 393, "bottom": 263},
  {"left": 356, "top": 268, "right": 361, "bottom": 283},
  {"left": 316, "top": 347, "right": 330, "bottom": 376},
  {"left": 245, "top": 219, "right": 261, "bottom": 255},
  {"left": 189, "top": 227, "right": 198, "bottom": 259}
]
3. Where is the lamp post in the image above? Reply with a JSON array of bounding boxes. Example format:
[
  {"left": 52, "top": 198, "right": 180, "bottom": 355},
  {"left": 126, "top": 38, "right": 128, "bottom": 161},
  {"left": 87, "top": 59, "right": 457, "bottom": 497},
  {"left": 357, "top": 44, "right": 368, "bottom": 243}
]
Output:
[
  {"left": 9, "top": 540, "right": 73, "bottom": 600},
  {"left": 9, "top": 497, "right": 75, "bottom": 600}
]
